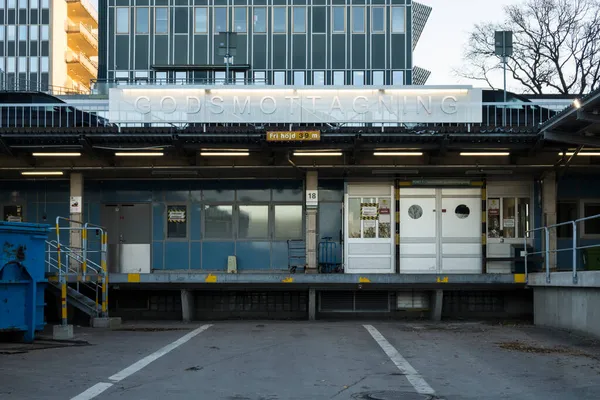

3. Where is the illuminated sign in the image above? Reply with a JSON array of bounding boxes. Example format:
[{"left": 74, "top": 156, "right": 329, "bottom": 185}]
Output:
[
  {"left": 266, "top": 131, "right": 321, "bottom": 141},
  {"left": 109, "top": 86, "right": 482, "bottom": 124}
]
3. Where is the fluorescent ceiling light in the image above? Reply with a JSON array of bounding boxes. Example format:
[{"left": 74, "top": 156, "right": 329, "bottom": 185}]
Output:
[
  {"left": 460, "top": 152, "right": 510, "bottom": 156},
  {"left": 292, "top": 152, "right": 343, "bottom": 156},
  {"left": 21, "top": 171, "right": 64, "bottom": 176},
  {"left": 199, "top": 152, "right": 250, "bottom": 156},
  {"left": 32, "top": 152, "right": 81, "bottom": 157},
  {"left": 115, "top": 152, "right": 164, "bottom": 156},
  {"left": 560, "top": 152, "right": 600, "bottom": 156},
  {"left": 373, "top": 152, "right": 423, "bottom": 156},
  {"left": 200, "top": 148, "right": 248, "bottom": 152}
]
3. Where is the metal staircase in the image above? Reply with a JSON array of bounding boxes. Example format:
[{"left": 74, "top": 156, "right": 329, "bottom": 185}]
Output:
[{"left": 45, "top": 217, "right": 109, "bottom": 324}]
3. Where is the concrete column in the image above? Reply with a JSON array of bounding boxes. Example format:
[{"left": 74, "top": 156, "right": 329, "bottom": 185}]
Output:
[
  {"left": 430, "top": 290, "right": 443, "bottom": 321},
  {"left": 305, "top": 171, "right": 318, "bottom": 273},
  {"left": 181, "top": 289, "right": 195, "bottom": 322},
  {"left": 542, "top": 172, "right": 557, "bottom": 270},
  {"left": 69, "top": 173, "right": 84, "bottom": 271},
  {"left": 308, "top": 288, "right": 316, "bottom": 321}
]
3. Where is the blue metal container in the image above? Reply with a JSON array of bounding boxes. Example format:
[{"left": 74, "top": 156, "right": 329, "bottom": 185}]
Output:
[{"left": 0, "top": 221, "right": 50, "bottom": 342}]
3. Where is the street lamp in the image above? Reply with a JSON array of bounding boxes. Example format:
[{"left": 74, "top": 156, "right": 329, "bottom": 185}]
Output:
[{"left": 495, "top": 31, "right": 513, "bottom": 125}]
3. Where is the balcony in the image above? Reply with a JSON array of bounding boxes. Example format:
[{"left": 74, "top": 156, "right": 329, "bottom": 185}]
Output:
[
  {"left": 66, "top": 0, "right": 98, "bottom": 29},
  {"left": 65, "top": 21, "right": 98, "bottom": 55},
  {"left": 65, "top": 49, "right": 98, "bottom": 86}
]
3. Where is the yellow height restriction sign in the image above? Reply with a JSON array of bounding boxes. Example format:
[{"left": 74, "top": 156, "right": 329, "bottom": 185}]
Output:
[{"left": 266, "top": 131, "right": 321, "bottom": 142}]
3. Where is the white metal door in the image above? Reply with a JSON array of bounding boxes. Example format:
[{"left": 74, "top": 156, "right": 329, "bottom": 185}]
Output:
[
  {"left": 399, "top": 188, "right": 481, "bottom": 274},
  {"left": 399, "top": 188, "right": 437, "bottom": 273},
  {"left": 441, "top": 189, "right": 482, "bottom": 273},
  {"left": 344, "top": 185, "right": 395, "bottom": 274}
]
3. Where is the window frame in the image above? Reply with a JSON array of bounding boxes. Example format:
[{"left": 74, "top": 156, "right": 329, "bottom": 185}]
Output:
[
  {"left": 155, "top": 7, "right": 169, "bottom": 35},
  {"left": 332, "top": 6, "right": 345, "bottom": 33},
  {"left": 487, "top": 196, "right": 531, "bottom": 239},
  {"left": 581, "top": 200, "right": 600, "bottom": 239},
  {"left": 292, "top": 6, "right": 306, "bottom": 33},
  {"left": 214, "top": 7, "right": 228, "bottom": 33},
  {"left": 238, "top": 204, "right": 270, "bottom": 240},
  {"left": 351, "top": 6, "right": 365, "bottom": 33},
  {"left": 135, "top": 7, "right": 149, "bottom": 34},
  {"left": 393, "top": 70, "right": 404, "bottom": 85},
  {"left": 372, "top": 6, "right": 385, "bottom": 33},
  {"left": 116, "top": 7, "right": 130, "bottom": 35},
  {"left": 391, "top": 6, "right": 406, "bottom": 33},
  {"left": 272, "top": 7, "right": 287, "bottom": 34},
  {"left": 557, "top": 200, "right": 578, "bottom": 239},
  {"left": 203, "top": 204, "right": 235, "bottom": 240},
  {"left": 293, "top": 71, "right": 305, "bottom": 85},
  {"left": 253, "top": 71, "right": 266, "bottom": 84},
  {"left": 233, "top": 7, "right": 247, "bottom": 33},
  {"left": 194, "top": 7, "right": 208, "bottom": 34},
  {"left": 313, "top": 71, "right": 325, "bottom": 85},
  {"left": 166, "top": 204, "right": 188, "bottom": 240},
  {"left": 253, "top": 7, "right": 267, "bottom": 33},
  {"left": 18, "top": 25, "right": 26, "bottom": 41},
  {"left": 273, "top": 71, "right": 285, "bottom": 85},
  {"left": 373, "top": 70, "right": 384, "bottom": 85},
  {"left": 352, "top": 71, "right": 365, "bottom": 86},
  {"left": 333, "top": 71, "right": 345, "bottom": 85}
]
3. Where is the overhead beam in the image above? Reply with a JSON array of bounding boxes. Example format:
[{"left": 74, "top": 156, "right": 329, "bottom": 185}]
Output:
[
  {"left": 543, "top": 130, "right": 600, "bottom": 147},
  {"left": 0, "top": 137, "right": 13, "bottom": 156},
  {"left": 577, "top": 109, "right": 600, "bottom": 123}
]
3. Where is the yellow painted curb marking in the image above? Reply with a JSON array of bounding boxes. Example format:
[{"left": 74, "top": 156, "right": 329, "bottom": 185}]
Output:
[
  {"left": 514, "top": 274, "right": 526, "bottom": 283},
  {"left": 205, "top": 274, "right": 217, "bottom": 283},
  {"left": 282, "top": 277, "right": 294, "bottom": 283},
  {"left": 127, "top": 273, "right": 141, "bottom": 283},
  {"left": 436, "top": 276, "right": 449, "bottom": 283},
  {"left": 359, "top": 277, "right": 371, "bottom": 283}
]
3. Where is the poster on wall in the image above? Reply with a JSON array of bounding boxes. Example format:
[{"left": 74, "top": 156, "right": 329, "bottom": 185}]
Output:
[
  {"left": 488, "top": 198, "right": 501, "bottom": 237},
  {"left": 167, "top": 208, "right": 186, "bottom": 223},
  {"left": 378, "top": 199, "right": 391, "bottom": 223},
  {"left": 361, "top": 203, "right": 379, "bottom": 220},
  {"left": 70, "top": 196, "right": 82, "bottom": 214}
]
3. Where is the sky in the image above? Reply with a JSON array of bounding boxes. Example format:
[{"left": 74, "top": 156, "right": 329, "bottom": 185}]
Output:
[{"left": 414, "top": 0, "right": 523, "bottom": 89}]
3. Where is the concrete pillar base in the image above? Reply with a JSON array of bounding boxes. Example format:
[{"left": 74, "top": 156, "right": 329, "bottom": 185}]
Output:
[
  {"left": 53, "top": 324, "right": 74, "bottom": 340},
  {"left": 91, "top": 317, "right": 122, "bottom": 329},
  {"left": 308, "top": 288, "right": 316, "bottom": 321},
  {"left": 430, "top": 290, "right": 444, "bottom": 321},
  {"left": 181, "top": 289, "right": 195, "bottom": 322}
]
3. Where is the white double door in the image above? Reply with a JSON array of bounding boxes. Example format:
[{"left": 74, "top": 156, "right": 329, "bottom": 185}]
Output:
[{"left": 399, "top": 188, "right": 482, "bottom": 274}]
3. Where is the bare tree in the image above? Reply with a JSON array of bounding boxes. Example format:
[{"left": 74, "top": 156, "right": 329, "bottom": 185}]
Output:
[{"left": 457, "top": 0, "right": 600, "bottom": 95}]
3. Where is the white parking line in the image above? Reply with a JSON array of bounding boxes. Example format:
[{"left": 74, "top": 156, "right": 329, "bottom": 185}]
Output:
[
  {"left": 364, "top": 324, "right": 436, "bottom": 396},
  {"left": 70, "top": 324, "right": 213, "bottom": 400},
  {"left": 70, "top": 383, "right": 113, "bottom": 400}
]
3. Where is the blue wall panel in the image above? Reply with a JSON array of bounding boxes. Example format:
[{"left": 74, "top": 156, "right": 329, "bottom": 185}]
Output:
[
  {"left": 271, "top": 240, "right": 294, "bottom": 270},
  {"left": 236, "top": 241, "right": 270, "bottom": 271},
  {"left": 153, "top": 203, "right": 165, "bottom": 241},
  {"left": 164, "top": 241, "right": 190, "bottom": 270},
  {"left": 190, "top": 204, "right": 202, "bottom": 240},
  {"left": 152, "top": 241, "right": 164, "bottom": 270},
  {"left": 202, "top": 241, "right": 234, "bottom": 271},
  {"left": 190, "top": 241, "right": 202, "bottom": 270}
]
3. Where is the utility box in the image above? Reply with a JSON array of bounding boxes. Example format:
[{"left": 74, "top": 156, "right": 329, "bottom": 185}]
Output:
[
  {"left": 227, "top": 256, "right": 237, "bottom": 273},
  {"left": 0, "top": 222, "right": 50, "bottom": 342}
]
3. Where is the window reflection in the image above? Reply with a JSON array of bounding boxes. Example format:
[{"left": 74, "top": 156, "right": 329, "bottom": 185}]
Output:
[
  {"left": 205, "top": 205, "right": 233, "bottom": 238},
  {"left": 239, "top": 205, "right": 269, "bottom": 239},
  {"left": 275, "top": 205, "right": 302, "bottom": 239},
  {"left": 348, "top": 198, "right": 361, "bottom": 238}
]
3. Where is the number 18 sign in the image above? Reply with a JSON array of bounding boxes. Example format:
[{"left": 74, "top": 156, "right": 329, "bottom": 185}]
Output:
[{"left": 306, "top": 190, "right": 318, "bottom": 208}]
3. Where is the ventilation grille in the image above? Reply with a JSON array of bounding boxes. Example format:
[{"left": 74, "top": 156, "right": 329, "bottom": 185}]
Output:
[
  {"left": 196, "top": 291, "right": 307, "bottom": 313},
  {"left": 320, "top": 291, "right": 390, "bottom": 312},
  {"left": 443, "top": 291, "right": 505, "bottom": 313}
]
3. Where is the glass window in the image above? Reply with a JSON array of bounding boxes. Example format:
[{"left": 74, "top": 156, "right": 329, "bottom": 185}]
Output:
[
  {"left": 7, "top": 57, "right": 15, "bottom": 73},
  {"left": 41, "top": 0, "right": 48, "bottom": 9},
  {"left": 31, "top": 0, "right": 37, "bottom": 8},
  {"left": 18, "top": 0, "right": 25, "bottom": 9},
  {"left": 175, "top": 71, "right": 187, "bottom": 84},
  {"left": 194, "top": 8, "right": 207, "bottom": 33},
  {"left": 234, "top": 8, "right": 246, "bottom": 32},
  {"left": 273, "top": 7, "right": 286, "bottom": 33},
  {"left": 205, "top": 205, "right": 233, "bottom": 239},
  {"left": 41, "top": 56, "right": 48, "bottom": 72},
  {"left": 333, "top": 71, "right": 344, "bottom": 85},
  {"left": 41, "top": 25, "right": 48, "bottom": 40},
  {"left": 253, "top": 71, "right": 265, "bottom": 84},
  {"left": 557, "top": 201, "right": 577, "bottom": 238},
  {"left": 0, "top": 0, "right": 5, "bottom": 9},
  {"left": 215, "top": 71, "right": 225, "bottom": 84},
  {"left": 393, "top": 71, "right": 404, "bottom": 85},
  {"left": 30, "top": 25, "right": 38, "bottom": 40},
  {"left": 214, "top": 7, "right": 227, "bottom": 33},
  {"left": 136, "top": 7, "right": 149, "bottom": 34},
  {"left": 332, "top": 7, "right": 345, "bottom": 33},
  {"left": 348, "top": 198, "right": 361, "bottom": 238},
  {"left": 583, "top": 203, "right": 600, "bottom": 235},
  {"left": 391, "top": 7, "right": 405, "bottom": 33},
  {"left": 18, "top": 25, "right": 26, "bottom": 41},
  {"left": 116, "top": 7, "right": 129, "bottom": 34},
  {"left": 253, "top": 7, "right": 266, "bottom": 33},
  {"left": 0, "top": 26, "right": 4, "bottom": 41},
  {"left": 8, "top": 0, "right": 15, "bottom": 8},
  {"left": 0, "top": 57, "right": 4, "bottom": 72},
  {"left": 313, "top": 71, "right": 325, "bottom": 85},
  {"left": 517, "top": 198, "right": 530, "bottom": 238},
  {"left": 372, "top": 7, "right": 385, "bottom": 33},
  {"left": 373, "top": 71, "right": 384, "bottom": 85},
  {"left": 234, "top": 71, "right": 245, "bottom": 85},
  {"left": 502, "top": 197, "right": 516, "bottom": 238},
  {"left": 239, "top": 205, "right": 269, "bottom": 239},
  {"left": 353, "top": 71, "right": 364, "bottom": 86},
  {"left": 155, "top": 7, "right": 168, "bottom": 34},
  {"left": 18, "top": 56, "right": 26, "bottom": 71},
  {"left": 275, "top": 205, "right": 303, "bottom": 239},
  {"left": 167, "top": 205, "right": 187, "bottom": 239},
  {"left": 155, "top": 71, "right": 167, "bottom": 83},
  {"left": 293, "top": 7, "right": 306, "bottom": 33},
  {"left": 8, "top": 25, "right": 15, "bottom": 40},
  {"left": 274, "top": 71, "right": 285, "bottom": 85},
  {"left": 352, "top": 7, "right": 365, "bottom": 33},
  {"left": 294, "top": 71, "right": 305, "bottom": 85}
]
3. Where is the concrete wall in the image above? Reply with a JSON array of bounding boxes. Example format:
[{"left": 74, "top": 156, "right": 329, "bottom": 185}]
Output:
[{"left": 533, "top": 286, "right": 600, "bottom": 338}]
